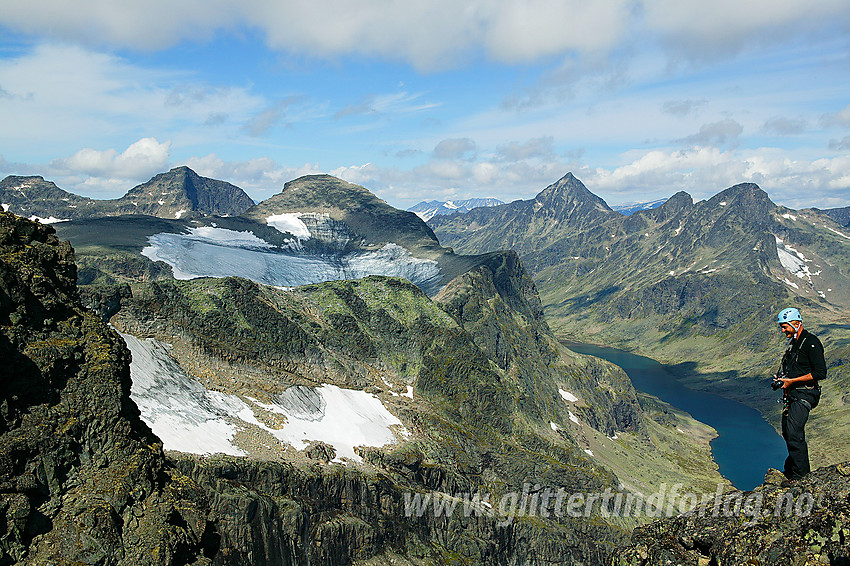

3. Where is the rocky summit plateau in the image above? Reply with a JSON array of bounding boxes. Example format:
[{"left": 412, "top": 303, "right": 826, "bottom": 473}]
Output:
[{"left": 1, "top": 167, "right": 849, "bottom": 566}]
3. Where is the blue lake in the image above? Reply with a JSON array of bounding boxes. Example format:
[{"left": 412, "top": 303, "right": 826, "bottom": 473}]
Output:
[{"left": 564, "top": 342, "right": 787, "bottom": 492}]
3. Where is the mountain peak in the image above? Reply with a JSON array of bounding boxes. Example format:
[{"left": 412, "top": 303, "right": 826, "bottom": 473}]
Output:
[
  {"left": 247, "top": 175, "right": 442, "bottom": 252},
  {"left": 119, "top": 166, "right": 254, "bottom": 218},
  {"left": 708, "top": 182, "right": 776, "bottom": 223},
  {"left": 533, "top": 173, "right": 614, "bottom": 220},
  {"left": 274, "top": 174, "right": 384, "bottom": 210}
]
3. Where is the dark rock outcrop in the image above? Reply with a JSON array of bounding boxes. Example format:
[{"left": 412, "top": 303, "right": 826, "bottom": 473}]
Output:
[
  {"left": 611, "top": 463, "right": 850, "bottom": 565},
  {"left": 0, "top": 211, "right": 217, "bottom": 565}
]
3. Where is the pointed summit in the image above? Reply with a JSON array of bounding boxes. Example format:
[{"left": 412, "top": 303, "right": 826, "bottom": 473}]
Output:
[
  {"left": 117, "top": 166, "right": 255, "bottom": 218},
  {"left": 708, "top": 182, "right": 776, "bottom": 224},
  {"left": 533, "top": 173, "right": 615, "bottom": 224}
]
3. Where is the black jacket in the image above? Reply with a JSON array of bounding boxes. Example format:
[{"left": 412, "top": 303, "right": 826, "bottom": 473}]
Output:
[{"left": 780, "top": 328, "right": 827, "bottom": 386}]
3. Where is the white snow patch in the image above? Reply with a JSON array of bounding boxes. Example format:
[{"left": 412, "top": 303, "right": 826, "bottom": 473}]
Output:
[
  {"left": 175, "top": 209, "right": 187, "bottom": 219},
  {"left": 267, "top": 213, "right": 311, "bottom": 239},
  {"left": 719, "top": 201, "right": 727, "bottom": 206},
  {"left": 782, "top": 277, "right": 800, "bottom": 289},
  {"left": 584, "top": 449, "right": 594, "bottom": 457},
  {"left": 550, "top": 421, "right": 559, "bottom": 431},
  {"left": 158, "top": 199, "right": 165, "bottom": 206},
  {"left": 122, "top": 330, "right": 407, "bottom": 461},
  {"left": 775, "top": 237, "right": 819, "bottom": 288},
  {"left": 568, "top": 411, "right": 580, "bottom": 425},
  {"left": 28, "top": 215, "right": 69, "bottom": 224},
  {"left": 782, "top": 213, "right": 797, "bottom": 221},
  {"left": 402, "top": 385, "right": 414, "bottom": 399},
  {"left": 120, "top": 332, "right": 246, "bottom": 456},
  {"left": 248, "top": 385, "right": 407, "bottom": 462},
  {"left": 608, "top": 433, "right": 619, "bottom": 440},
  {"left": 669, "top": 270, "right": 676, "bottom": 276},
  {"left": 2, "top": 204, "right": 10, "bottom": 212},
  {"left": 558, "top": 389, "right": 578, "bottom": 402}
]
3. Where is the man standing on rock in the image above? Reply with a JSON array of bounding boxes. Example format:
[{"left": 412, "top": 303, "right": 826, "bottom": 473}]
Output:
[{"left": 774, "top": 307, "right": 826, "bottom": 480}]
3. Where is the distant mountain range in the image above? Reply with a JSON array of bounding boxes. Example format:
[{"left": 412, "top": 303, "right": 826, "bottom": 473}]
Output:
[
  {"left": 428, "top": 172, "right": 850, "bottom": 468},
  {"left": 0, "top": 166, "right": 255, "bottom": 221},
  {"left": 407, "top": 197, "right": 504, "bottom": 221},
  {"left": 610, "top": 198, "right": 668, "bottom": 216}
]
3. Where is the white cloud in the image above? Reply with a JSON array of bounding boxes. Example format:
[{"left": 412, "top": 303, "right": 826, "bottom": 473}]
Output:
[
  {"left": 0, "top": 43, "right": 268, "bottom": 154},
  {"left": 4, "top": 1, "right": 847, "bottom": 70},
  {"left": 50, "top": 138, "right": 171, "bottom": 178},
  {"left": 641, "top": 0, "right": 850, "bottom": 58},
  {"left": 185, "top": 154, "right": 322, "bottom": 196},
  {"left": 582, "top": 147, "right": 850, "bottom": 209},
  {"left": 496, "top": 136, "right": 556, "bottom": 162}
]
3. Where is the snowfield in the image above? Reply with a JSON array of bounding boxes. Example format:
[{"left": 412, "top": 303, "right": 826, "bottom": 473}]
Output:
[
  {"left": 141, "top": 226, "right": 444, "bottom": 295},
  {"left": 122, "top": 332, "right": 409, "bottom": 461}
]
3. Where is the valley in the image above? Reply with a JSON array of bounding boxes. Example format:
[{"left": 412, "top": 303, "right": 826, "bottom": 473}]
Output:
[{"left": 2, "top": 166, "right": 848, "bottom": 565}]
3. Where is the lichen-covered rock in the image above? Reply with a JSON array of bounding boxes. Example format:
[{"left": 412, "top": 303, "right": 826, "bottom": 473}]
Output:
[
  {"left": 0, "top": 211, "right": 217, "bottom": 565},
  {"left": 611, "top": 462, "right": 850, "bottom": 565}
]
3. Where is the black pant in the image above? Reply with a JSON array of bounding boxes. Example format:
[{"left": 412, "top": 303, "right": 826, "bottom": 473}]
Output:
[{"left": 781, "top": 388, "right": 820, "bottom": 480}]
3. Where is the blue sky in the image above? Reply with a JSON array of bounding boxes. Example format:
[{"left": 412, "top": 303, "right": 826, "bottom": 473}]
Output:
[{"left": 1, "top": 1, "right": 849, "bottom": 210}]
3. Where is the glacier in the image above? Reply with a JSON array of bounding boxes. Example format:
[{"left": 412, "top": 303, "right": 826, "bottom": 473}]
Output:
[{"left": 141, "top": 226, "right": 444, "bottom": 295}]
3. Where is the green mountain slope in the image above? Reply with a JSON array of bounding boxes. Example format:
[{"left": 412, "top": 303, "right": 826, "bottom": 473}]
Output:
[{"left": 429, "top": 173, "right": 850, "bottom": 468}]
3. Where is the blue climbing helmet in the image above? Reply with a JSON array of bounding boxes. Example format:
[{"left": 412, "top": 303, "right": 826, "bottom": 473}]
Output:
[{"left": 777, "top": 307, "right": 802, "bottom": 324}]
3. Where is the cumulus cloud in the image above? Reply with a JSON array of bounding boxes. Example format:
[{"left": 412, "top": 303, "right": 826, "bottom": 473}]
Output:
[
  {"left": 4, "top": 0, "right": 848, "bottom": 70},
  {"left": 323, "top": 147, "right": 850, "bottom": 210},
  {"left": 582, "top": 147, "right": 850, "bottom": 209},
  {"left": 184, "top": 154, "right": 322, "bottom": 196},
  {"left": 433, "top": 138, "right": 477, "bottom": 160},
  {"left": 641, "top": 0, "right": 850, "bottom": 59},
  {"left": 677, "top": 119, "right": 743, "bottom": 147},
  {"left": 49, "top": 138, "right": 171, "bottom": 179}
]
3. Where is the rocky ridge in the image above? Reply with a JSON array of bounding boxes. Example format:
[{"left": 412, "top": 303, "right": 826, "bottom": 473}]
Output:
[
  {"left": 0, "top": 210, "right": 217, "bottom": 565},
  {"left": 612, "top": 463, "right": 850, "bottom": 565},
  {"left": 0, "top": 167, "right": 255, "bottom": 222}
]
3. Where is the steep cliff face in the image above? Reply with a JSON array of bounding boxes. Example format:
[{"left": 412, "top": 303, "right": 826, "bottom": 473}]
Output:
[{"left": 0, "top": 211, "right": 217, "bottom": 565}]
